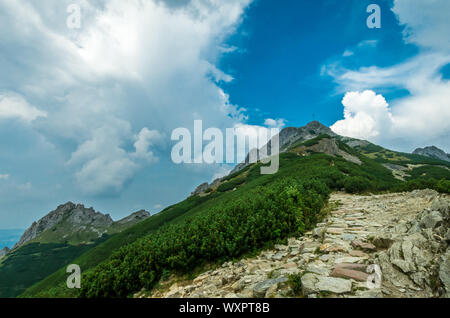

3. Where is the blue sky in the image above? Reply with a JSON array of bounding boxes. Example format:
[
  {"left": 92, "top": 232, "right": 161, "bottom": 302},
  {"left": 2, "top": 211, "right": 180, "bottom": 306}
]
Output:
[{"left": 0, "top": 0, "right": 449, "bottom": 229}]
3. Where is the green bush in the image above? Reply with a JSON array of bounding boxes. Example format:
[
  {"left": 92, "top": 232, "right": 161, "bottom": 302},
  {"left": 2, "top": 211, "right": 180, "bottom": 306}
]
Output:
[
  {"left": 435, "top": 179, "right": 450, "bottom": 193},
  {"left": 288, "top": 273, "right": 303, "bottom": 296},
  {"left": 80, "top": 178, "right": 329, "bottom": 298},
  {"left": 217, "top": 176, "right": 246, "bottom": 192},
  {"left": 343, "top": 176, "right": 372, "bottom": 194}
]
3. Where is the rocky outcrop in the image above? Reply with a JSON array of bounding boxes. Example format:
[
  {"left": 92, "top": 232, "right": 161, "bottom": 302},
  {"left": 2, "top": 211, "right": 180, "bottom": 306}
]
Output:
[
  {"left": 0, "top": 247, "right": 10, "bottom": 259},
  {"left": 374, "top": 195, "right": 450, "bottom": 297},
  {"left": 14, "top": 202, "right": 113, "bottom": 248},
  {"left": 140, "top": 189, "right": 449, "bottom": 299},
  {"left": 116, "top": 210, "right": 150, "bottom": 225},
  {"left": 191, "top": 183, "right": 209, "bottom": 196},
  {"left": 230, "top": 121, "right": 337, "bottom": 175},
  {"left": 14, "top": 203, "right": 150, "bottom": 249},
  {"left": 413, "top": 146, "right": 450, "bottom": 162}
]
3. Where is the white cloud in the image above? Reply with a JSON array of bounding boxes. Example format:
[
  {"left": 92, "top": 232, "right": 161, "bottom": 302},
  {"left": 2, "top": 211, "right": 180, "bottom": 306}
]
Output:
[
  {"left": 264, "top": 118, "right": 286, "bottom": 129},
  {"left": 326, "top": 0, "right": 450, "bottom": 151},
  {"left": 0, "top": 174, "right": 9, "bottom": 180},
  {"left": 132, "top": 128, "right": 162, "bottom": 162},
  {"left": 0, "top": 93, "right": 47, "bottom": 123},
  {"left": 331, "top": 90, "right": 393, "bottom": 140},
  {"left": 343, "top": 50, "right": 354, "bottom": 57},
  {"left": 392, "top": 0, "right": 450, "bottom": 51},
  {"left": 0, "top": 0, "right": 253, "bottom": 197}
]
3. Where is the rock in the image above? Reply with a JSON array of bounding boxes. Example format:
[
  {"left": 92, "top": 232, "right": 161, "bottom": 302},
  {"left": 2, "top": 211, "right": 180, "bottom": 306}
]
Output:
[
  {"left": 320, "top": 243, "right": 347, "bottom": 253},
  {"left": 354, "top": 289, "right": 383, "bottom": 298},
  {"left": 369, "top": 234, "right": 394, "bottom": 249},
  {"left": 327, "top": 228, "right": 343, "bottom": 235},
  {"left": 419, "top": 210, "right": 443, "bottom": 229},
  {"left": 306, "top": 263, "right": 330, "bottom": 276},
  {"left": 191, "top": 182, "right": 210, "bottom": 196},
  {"left": 334, "top": 256, "right": 364, "bottom": 264},
  {"left": 315, "top": 277, "right": 353, "bottom": 294},
  {"left": 272, "top": 251, "right": 286, "bottom": 261},
  {"left": 351, "top": 240, "right": 376, "bottom": 251},
  {"left": 349, "top": 250, "right": 369, "bottom": 258},
  {"left": 275, "top": 244, "right": 288, "bottom": 251},
  {"left": 0, "top": 247, "right": 10, "bottom": 259},
  {"left": 439, "top": 250, "right": 450, "bottom": 297},
  {"left": 312, "top": 227, "right": 325, "bottom": 239},
  {"left": 330, "top": 267, "right": 369, "bottom": 282},
  {"left": 342, "top": 233, "right": 356, "bottom": 241},
  {"left": 431, "top": 197, "right": 449, "bottom": 217},
  {"left": 253, "top": 277, "right": 288, "bottom": 298},
  {"left": 301, "top": 273, "right": 352, "bottom": 295}
]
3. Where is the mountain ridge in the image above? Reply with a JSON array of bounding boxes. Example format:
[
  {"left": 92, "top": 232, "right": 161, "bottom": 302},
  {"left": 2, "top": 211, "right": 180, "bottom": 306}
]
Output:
[
  {"left": 413, "top": 146, "right": 450, "bottom": 163},
  {"left": 11, "top": 203, "right": 150, "bottom": 251}
]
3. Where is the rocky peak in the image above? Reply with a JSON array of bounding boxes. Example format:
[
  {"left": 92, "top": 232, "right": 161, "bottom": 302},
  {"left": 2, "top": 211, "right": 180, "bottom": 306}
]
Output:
[
  {"left": 116, "top": 210, "right": 150, "bottom": 225},
  {"left": 413, "top": 146, "right": 450, "bottom": 162},
  {"left": 13, "top": 202, "right": 113, "bottom": 249},
  {"left": 0, "top": 246, "right": 10, "bottom": 259}
]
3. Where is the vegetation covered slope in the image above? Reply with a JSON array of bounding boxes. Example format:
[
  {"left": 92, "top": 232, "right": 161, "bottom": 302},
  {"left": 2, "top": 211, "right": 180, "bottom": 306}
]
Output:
[
  {"left": 0, "top": 238, "right": 108, "bottom": 298},
  {"left": 22, "top": 135, "right": 450, "bottom": 298}
]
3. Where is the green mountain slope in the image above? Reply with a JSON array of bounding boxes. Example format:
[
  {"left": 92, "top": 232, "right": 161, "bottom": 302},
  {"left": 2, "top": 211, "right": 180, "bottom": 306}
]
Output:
[
  {"left": 21, "top": 127, "right": 450, "bottom": 298},
  {"left": 0, "top": 206, "right": 150, "bottom": 298}
]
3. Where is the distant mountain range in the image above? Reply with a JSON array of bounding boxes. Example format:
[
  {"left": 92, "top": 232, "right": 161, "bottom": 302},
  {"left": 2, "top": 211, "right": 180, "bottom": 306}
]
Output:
[{"left": 11, "top": 203, "right": 150, "bottom": 250}]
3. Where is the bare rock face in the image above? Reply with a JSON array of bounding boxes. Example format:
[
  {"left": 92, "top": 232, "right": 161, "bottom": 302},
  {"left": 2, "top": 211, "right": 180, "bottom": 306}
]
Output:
[
  {"left": 0, "top": 247, "right": 10, "bottom": 259},
  {"left": 374, "top": 195, "right": 450, "bottom": 297},
  {"left": 13, "top": 202, "right": 113, "bottom": 249},
  {"left": 116, "top": 210, "right": 150, "bottom": 225},
  {"left": 413, "top": 146, "right": 450, "bottom": 162},
  {"left": 191, "top": 183, "right": 209, "bottom": 196},
  {"left": 230, "top": 121, "right": 337, "bottom": 175}
]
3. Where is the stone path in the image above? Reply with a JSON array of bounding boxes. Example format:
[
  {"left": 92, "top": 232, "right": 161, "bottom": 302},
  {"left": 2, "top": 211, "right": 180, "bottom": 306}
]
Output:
[{"left": 140, "top": 189, "right": 449, "bottom": 298}]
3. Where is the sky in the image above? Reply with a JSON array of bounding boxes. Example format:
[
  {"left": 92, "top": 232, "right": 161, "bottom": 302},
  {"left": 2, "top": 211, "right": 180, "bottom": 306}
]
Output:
[{"left": 0, "top": 0, "right": 449, "bottom": 229}]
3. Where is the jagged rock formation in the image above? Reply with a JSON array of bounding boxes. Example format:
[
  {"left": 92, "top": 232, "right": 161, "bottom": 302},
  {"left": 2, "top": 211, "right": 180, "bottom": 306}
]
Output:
[
  {"left": 230, "top": 121, "right": 337, "bottom": 175},
  {"left": 141, "top": 189, "right": 449, "bottom": 298},
  {"left": 13, "top": 203, "right": 150, "bottom": 249},
  {"left": 413, "top": 146, "right": 450, "bottom": 162},
  {"left": 191, "top": 183, "right": 210, "bottom": 196},
  {"left": 191, "top": 121, "right": 351, "bottom": 196},
  {"left": 0, "top": 247, "right": 10, "bottom": 259},
  {"left": 115, "top": 210, "right": 150, "bottom": 225}
]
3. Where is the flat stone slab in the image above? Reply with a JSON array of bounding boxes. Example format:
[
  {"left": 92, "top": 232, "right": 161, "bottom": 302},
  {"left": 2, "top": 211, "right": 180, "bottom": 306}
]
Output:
[
  {"left": 302, "top": 273, "right": 353, "bottom": 294},
  {"left": 351, "top": 240, "right": 376, "bottom": 251},
  {"left": 330, "top": 267, "right": 369, "bottom": 282}
]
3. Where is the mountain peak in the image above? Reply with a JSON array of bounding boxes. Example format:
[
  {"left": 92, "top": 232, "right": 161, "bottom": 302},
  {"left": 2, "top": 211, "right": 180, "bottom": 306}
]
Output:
[{"left": 413, "top": 146, "right": 450, "bottom": 162}]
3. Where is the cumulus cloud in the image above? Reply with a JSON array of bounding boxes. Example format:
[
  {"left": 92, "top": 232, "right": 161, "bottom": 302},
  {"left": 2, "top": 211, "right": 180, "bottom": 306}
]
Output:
[
  {"left": 331, "top": 90, "right": 393, "bottom": 140},
  {"left": 264, "top": 118, "right": 287, "bottom": 129},
  {"left": 0, "top": 0, "right": 253, "bottom": 198},
  {"left": 132, "top": 128, "right": 163, "bottom": 162},
  {"left": 326, "top": 0, "right": 450, "bottom": 151},
  {"left": 0, "top": 174, "right": 9, "bottom": 180},
  {"left": 0, "top": 93, "right": 47, "bottom": 123}
]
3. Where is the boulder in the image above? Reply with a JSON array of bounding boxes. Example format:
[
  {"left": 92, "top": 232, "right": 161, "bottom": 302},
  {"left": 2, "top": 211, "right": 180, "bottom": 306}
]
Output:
[
  {"left": 253, "top": 277, "right": 288, "bottom": 298},
  {"left": 419, "top": 210, "right": 443, "bottom": 229},
  {"left": 301, "top": 273, "right": 352, "bottom": 295}
]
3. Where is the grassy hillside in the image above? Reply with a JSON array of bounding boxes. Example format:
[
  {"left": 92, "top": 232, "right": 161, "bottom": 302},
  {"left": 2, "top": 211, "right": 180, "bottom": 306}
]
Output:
[
  {"left": 0, "top": 239, "right": 107, "bottom": 298},
  {"left": 21, "top": 138, "right": 450, "bottom": 298}
]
